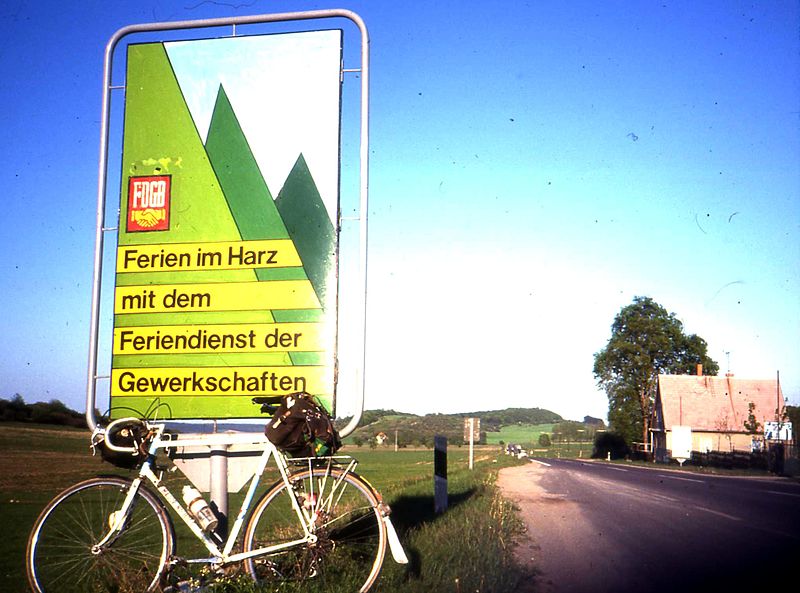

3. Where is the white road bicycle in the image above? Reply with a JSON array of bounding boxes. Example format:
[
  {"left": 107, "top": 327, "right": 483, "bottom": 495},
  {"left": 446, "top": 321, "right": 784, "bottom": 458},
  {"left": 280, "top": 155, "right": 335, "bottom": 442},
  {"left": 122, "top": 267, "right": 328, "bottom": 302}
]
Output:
[{"left": 26, "top": 413, "right": 406, "bottom": 593}]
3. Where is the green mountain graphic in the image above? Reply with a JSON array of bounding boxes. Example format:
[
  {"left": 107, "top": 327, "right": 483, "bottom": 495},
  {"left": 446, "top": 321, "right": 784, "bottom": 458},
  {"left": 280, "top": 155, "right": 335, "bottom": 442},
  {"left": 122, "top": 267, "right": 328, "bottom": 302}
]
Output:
[
  {"left": 205, "top": 85, "right": 289, "bottom": 242},
  {"left": 203, "top": 86, "right": 336, "bottom": 365},
  {"left": 204, "top": 84, "right": 336, "bottom": 309},
  {"left": 275, "top": 154, "right": 337, "bottom": 311}
]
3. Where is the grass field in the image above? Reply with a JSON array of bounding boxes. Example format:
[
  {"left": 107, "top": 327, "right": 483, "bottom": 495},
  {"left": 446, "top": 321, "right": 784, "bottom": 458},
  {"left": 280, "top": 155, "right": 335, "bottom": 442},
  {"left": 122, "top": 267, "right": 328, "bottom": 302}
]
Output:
[
  {"left": 0, "top": 423, "right": 531, "bottom": 592},
  {"left": 484, "top": 423, "right": 556, "bottom": 446},
  {"left": 482, "top": 423, "right": 600, "bottom": 459}
]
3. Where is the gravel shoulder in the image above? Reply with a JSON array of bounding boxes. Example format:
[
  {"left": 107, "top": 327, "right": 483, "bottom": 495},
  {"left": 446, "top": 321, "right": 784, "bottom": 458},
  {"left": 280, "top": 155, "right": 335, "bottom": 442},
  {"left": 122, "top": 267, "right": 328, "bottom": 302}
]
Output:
[{"left": 497, "top": 461, "right": 599, "bottom": 593}]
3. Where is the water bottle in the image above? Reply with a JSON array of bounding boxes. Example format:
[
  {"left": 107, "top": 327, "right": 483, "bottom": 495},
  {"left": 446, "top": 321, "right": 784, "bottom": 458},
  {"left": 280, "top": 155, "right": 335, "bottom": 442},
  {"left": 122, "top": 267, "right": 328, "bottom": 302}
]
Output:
[{"left": 182, "top": 485, "right": 218, "bottom": 533}]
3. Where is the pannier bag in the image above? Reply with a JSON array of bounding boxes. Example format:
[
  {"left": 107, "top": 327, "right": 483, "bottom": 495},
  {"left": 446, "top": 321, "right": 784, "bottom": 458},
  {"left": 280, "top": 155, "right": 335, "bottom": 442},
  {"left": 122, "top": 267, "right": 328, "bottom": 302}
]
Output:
[{"left": 264, "top": 392, "right": 342, "bottom": 457}]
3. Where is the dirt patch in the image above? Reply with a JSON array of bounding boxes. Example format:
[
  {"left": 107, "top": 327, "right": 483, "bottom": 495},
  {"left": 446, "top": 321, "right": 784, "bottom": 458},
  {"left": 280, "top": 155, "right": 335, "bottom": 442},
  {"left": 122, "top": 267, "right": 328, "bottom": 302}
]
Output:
[
  {"left": 0, "top": 450, "right": 103, "bottom": 493},
  {"left": 0, "top": 426, "right": 88, "bottom": 438},
  {"left": 497, "top": 462, "right": 596, "bottom": 593}
]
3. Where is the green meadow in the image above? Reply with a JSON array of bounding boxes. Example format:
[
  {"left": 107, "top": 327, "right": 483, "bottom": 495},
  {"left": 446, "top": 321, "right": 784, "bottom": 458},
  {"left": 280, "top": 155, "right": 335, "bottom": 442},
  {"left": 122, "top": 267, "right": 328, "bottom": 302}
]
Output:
[{"left": 484, "top": 423, "right": 556, "bottom": 446}]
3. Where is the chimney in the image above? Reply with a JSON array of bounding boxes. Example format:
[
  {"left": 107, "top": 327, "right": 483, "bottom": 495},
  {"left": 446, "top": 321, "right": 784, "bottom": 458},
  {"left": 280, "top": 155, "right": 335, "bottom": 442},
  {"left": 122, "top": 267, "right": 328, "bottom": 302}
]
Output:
[{"left": 696, "top": 363, "right": 703, "bottom": 376}]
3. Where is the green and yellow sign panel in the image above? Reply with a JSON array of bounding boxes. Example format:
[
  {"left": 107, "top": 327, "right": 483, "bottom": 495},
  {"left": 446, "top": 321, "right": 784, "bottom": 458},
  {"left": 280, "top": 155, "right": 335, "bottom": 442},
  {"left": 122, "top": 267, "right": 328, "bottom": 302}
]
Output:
[{"left": 111, "top": 31, "right": 342, "bottom": 419}]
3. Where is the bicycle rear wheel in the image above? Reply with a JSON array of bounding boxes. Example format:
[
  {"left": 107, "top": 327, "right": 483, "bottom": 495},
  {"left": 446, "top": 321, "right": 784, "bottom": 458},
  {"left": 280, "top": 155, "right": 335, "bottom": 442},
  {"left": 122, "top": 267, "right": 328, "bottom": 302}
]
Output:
[
  {"left": 243, "top": 467, "right": 387, "bottom": 593},
  {"left": 26, "top": 476, "right": 174, "bottom": 593}
]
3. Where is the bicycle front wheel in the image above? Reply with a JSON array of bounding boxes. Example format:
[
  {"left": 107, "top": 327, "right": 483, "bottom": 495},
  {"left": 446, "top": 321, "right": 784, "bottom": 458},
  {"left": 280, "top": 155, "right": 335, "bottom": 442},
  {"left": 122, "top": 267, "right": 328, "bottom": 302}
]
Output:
[
  {"left": 243, "top": 467, "right": 387, "bottom": 593},
  {"left": 26, "top": 476, "right": 174, "bottom": 593}
]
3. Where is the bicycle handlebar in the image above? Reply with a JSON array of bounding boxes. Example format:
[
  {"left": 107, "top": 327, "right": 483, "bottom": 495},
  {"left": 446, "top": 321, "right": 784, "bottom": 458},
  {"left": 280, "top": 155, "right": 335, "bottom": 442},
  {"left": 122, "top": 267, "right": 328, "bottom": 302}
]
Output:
[
  {"left": 96, "top": 417, "right": 150, "bottom": 453},
  {"left": 251, "top": 397, "right": 279, "bottom": 415}
]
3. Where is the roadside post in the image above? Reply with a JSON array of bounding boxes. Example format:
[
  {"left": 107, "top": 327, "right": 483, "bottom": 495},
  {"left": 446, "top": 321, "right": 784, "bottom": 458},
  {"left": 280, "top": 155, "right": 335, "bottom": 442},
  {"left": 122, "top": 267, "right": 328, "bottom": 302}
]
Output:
[
  {"left": 469, "top": 418, "right": 474, "bottom": 469},
  {"left": 434, "top": 435, "right": 447, "bottom": 513},
  {"left": 464, "top": 417, "right": 480, "bottom": 470}
]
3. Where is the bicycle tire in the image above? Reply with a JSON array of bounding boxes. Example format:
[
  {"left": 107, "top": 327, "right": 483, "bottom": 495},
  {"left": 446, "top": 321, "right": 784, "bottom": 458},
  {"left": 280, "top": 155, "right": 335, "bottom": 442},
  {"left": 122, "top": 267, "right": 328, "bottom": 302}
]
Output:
[
  {"left": 243, "top": 467, "right": 388, "bottom": 593},
  {"left": 26, "top": 476, "right": 175, "bottom": 593}
]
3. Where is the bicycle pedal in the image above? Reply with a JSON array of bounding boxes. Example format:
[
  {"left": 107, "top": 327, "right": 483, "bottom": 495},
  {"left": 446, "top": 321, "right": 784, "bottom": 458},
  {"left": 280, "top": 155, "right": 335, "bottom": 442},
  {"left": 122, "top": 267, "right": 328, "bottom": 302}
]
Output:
[
  {"left": 167, "top": 556, "right": 189, "bottom": 567},
  {"left": 163, "top": 581, "right": 199, "bottom": 593}
]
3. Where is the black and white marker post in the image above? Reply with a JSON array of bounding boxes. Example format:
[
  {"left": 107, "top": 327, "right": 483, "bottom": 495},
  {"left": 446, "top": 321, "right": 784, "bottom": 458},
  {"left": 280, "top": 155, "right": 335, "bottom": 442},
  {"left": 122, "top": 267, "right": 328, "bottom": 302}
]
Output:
[{"left": 434, "top": 435, "right": 447, "bottom": 514}]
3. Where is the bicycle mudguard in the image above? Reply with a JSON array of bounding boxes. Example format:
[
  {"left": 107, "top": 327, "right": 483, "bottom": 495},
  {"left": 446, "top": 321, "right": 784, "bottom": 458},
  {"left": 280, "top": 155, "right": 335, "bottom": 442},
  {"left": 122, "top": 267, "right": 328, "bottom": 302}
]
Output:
[
  {"left": 359, "top": 474, "right": 408, "bottom": 565},
  {"left": 382, "top": 515, "right": 408, "bottom": 564}
]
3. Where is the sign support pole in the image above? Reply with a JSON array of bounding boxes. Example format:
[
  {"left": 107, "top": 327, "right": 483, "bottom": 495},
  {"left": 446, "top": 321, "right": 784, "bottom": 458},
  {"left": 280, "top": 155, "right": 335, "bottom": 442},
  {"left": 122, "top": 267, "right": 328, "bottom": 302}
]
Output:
[{"left": 210, "top": 441, "right": 229, "bottom": 538}]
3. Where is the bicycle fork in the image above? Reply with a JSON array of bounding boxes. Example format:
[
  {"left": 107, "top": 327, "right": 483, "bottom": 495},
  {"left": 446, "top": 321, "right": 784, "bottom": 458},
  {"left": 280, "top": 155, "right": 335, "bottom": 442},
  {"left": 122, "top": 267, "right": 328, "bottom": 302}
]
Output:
[{"left": 92, "top": 477, "right": 146, "bottom": 554}]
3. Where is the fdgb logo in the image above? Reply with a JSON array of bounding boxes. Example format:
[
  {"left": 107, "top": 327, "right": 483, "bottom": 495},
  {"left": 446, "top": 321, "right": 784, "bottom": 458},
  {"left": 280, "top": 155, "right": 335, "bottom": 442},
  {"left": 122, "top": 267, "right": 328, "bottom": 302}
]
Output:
[{"left": 127, "top": 175, "right": 171, "bottom": 232}]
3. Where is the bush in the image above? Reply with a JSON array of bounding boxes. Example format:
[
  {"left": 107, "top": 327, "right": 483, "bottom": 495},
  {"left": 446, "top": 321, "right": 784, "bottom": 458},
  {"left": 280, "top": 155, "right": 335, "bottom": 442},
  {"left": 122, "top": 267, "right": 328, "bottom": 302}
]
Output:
[
  {"left": 592, "top": 431, "right": 629, "bottom": 460},
  {"left": 538, "top": 433, "right": 551, "bottom": 447}
]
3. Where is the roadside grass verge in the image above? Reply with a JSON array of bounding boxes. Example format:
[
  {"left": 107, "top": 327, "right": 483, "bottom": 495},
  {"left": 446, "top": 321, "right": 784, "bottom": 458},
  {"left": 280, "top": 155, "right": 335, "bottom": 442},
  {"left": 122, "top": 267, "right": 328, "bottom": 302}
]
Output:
[
  {"left": 372, "top": 451, "right": 530, "bottom": 592},
  {"left": 1, "top": 425, "right": 532, "bottom": 592}
]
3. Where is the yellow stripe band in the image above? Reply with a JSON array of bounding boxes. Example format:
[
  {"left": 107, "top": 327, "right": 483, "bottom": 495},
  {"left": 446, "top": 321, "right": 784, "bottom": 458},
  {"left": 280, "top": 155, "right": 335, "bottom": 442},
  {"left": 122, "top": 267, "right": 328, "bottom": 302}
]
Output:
[
  {"left": 111, "top": 366, "right": 331, "bottom": 397},
  {"left": 114, "top": 280, "right": 320, "bottom": 314},
  {"left": 113, "top": 322, "right": 327, "bottom": 354},
  {"left": 116, "top": 239, "right": 302, "bottom": 272}
]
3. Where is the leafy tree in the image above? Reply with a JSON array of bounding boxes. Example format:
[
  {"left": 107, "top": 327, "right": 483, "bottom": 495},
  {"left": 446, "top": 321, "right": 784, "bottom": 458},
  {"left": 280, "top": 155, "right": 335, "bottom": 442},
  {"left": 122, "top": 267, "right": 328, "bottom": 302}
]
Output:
[
  {"left": 593, "top": 296, "right": 719, "bottom": 446},
  {"left": 1, "top": 395, "right": 86, "bottom": 427},
  {"left": 742, "top": 401, "right": 764, "bottom": 451},
  {"left": 592, "top": 431, "right": 629, "bottom": 460},
  {"left": 538, "top": 433, "right": 551, "bottom": 447},
  {"left": 1, "top": 394, "right": 29, "bottom": 421},
  {"left": 743, "top": 402, "right": 762, "bottom": 435}
]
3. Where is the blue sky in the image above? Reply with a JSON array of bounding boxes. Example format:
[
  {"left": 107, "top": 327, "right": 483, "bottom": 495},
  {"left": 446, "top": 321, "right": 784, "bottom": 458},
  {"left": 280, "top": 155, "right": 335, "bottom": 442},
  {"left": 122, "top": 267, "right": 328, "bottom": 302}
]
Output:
[{"left": 1, "top": 0, "right": 798, "bottom": 423}]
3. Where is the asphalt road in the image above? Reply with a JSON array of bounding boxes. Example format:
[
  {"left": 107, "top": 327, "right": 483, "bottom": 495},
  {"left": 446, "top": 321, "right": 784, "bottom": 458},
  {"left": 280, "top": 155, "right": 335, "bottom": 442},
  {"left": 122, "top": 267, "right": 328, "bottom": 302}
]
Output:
[{"left": 501, "top": 459, "right": 800, "bottom": 593}]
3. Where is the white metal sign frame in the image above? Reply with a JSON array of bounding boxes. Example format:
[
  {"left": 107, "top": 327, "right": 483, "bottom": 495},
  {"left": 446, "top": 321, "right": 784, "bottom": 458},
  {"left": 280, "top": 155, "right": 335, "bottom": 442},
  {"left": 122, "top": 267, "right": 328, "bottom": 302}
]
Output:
[{"left": 85, "top": 9, "right": 370, "bottom": 436}]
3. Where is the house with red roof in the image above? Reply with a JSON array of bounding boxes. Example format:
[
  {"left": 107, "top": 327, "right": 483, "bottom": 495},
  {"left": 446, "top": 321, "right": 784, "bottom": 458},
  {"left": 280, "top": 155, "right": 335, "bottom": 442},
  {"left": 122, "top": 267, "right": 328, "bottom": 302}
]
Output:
[{"left": 651, "top": 369, "right": 784, "bottom": 458}]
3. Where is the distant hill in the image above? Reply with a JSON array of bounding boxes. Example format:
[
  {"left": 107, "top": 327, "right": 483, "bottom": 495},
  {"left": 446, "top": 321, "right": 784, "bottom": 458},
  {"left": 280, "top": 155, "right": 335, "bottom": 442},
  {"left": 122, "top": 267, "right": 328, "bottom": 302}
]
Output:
[
  {"left": 0, "top": 394, "right": 571, "bottom": 448},
  {"left": 459, "top": 408, "right": 563, "bottom": 430},
  {"left": 338, "top": 407, "right": 563, "bottom": 447}
]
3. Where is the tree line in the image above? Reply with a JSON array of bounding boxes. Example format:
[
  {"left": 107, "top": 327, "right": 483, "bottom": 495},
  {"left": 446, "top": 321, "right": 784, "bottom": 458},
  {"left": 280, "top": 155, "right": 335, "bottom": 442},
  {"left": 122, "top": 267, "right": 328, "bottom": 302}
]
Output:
[
  {"left": 340, "top": 407, "right": 565, "bottom": 448},
  {"left": 0, "top": 394, "right": 87, "bottom": 428}
]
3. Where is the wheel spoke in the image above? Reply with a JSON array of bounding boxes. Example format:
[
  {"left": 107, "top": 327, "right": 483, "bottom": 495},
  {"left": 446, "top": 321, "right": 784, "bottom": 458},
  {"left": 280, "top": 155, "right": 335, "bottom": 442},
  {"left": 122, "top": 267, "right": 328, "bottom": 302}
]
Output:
[
  {"left": 243, "top": 468, "right": 387, "bottom": 592},
  {"left": 27, "top": 477, "right": 173, "bottom": 593}
]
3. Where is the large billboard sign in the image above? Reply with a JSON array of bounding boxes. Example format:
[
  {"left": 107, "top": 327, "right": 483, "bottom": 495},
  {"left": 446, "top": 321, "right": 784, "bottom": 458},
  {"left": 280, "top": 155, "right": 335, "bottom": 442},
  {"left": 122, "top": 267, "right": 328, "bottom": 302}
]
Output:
[{"left": 109, "top": 30, "right": 342, "bottom": 419}]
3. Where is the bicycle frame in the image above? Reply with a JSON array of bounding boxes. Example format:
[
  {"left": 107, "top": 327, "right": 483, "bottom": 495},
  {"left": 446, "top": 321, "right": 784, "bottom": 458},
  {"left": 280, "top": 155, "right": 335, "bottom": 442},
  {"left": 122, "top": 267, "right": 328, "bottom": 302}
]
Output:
[{"left": 107, "top": 424, "right": 360, "bottom": 567}]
